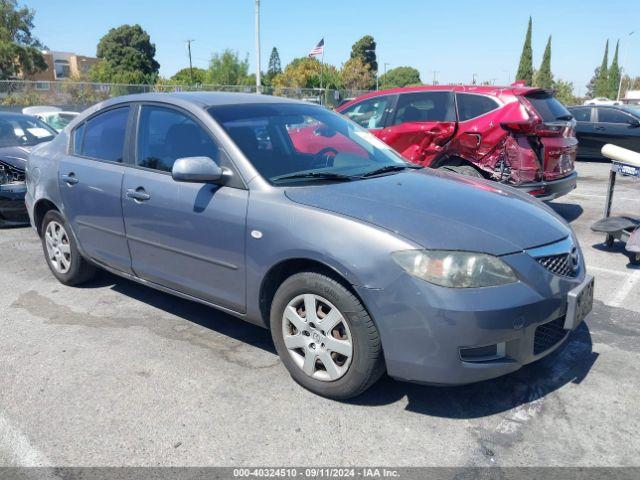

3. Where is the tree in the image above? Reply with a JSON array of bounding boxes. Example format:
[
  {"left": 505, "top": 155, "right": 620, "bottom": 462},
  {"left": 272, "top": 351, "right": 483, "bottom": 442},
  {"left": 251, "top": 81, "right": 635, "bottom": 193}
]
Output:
[
  {"left": 619, "top": 74, "right": 640, "bottom": 99},
  {"left": 379, "top": 66, "right": 421, "bottom": 88},
  {"left": 608, "top": 40, "right": 621, "bottom": 100},
  {"left": 350, "top": 35, "right": 377, "bottom": 82},
  {"left": 265, "top": 47, "right": 282, "bottom": 85},
  {"left": 534, "top": 36, "right": 553, "bottom": 89},
  {"left": 0, "top": 0, "right": 47, "bottom": 79},
  {"left": 341, "top": 57, "right": 374, "bottom": 90},
  {"left": 273, "top": 57, "right": 322, "bottom": 88},
  {"left": 586, "top": 67, "right": 600, "bottom": 99},
  {"left": 170, "top": 67, "right": 207, "bottom": 85},
  {"left": 594, "top": 40, "right": 609, "bottom": 98},
  {"left": 553, "top": 79, "right": 578, "bottom": 106},
  {"left": 90, "top": 24, "right": 159, "bottom": 84},
  {"left": 515, "top": 17, "right": 533, "bottom": 86},
  {"left": 207, "top": 49, "right": 250, "bottom": 85}
]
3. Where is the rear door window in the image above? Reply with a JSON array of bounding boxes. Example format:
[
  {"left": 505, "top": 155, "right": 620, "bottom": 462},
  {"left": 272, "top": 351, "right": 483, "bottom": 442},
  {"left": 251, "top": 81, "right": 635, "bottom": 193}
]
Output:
[
  {"left": 340, "top": 96, "right": 391, "bottom": 129},
  {"left": 392, "top": 91, "right": 456, "bottom": 125},
  {"left": 569, "top": 107, "right": 592, "bottom": 122},
  {"left": 456, "top": 93, "right": 499, "bottom": 121},
  {"left": 525, "top": 92, "right": 571, "bottom": 122},
  {"left": 79, "top": 107, "right": 130, "bottom": 162},
  {"left": 597, "top": 108, "right": 636, "bottom": 124}
]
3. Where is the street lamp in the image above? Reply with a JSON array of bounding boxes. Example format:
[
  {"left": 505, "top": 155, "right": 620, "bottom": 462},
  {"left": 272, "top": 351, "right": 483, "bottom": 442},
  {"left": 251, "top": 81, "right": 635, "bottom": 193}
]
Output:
[
  {"left": 382, "top": 62, "right": 390, "bottom": 89},
  {"left": 617, "top": 31, "right": 635, "bottom": 101}
]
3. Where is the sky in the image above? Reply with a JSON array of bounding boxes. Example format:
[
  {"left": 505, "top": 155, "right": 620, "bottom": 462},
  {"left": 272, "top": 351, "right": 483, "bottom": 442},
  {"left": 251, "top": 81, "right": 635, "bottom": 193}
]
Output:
[{"left": 27, "top": 0, "right": 640, "bottom": 94}]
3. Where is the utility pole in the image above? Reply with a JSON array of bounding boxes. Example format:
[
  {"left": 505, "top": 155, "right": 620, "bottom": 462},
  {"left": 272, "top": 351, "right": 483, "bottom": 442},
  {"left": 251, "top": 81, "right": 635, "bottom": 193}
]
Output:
[
  {"left": 472, "top": 73, "right": 478, "bottom": 85},
  {"left": 618, "top": 31, "right": 635, "bottom": 101},
  {"left": 254, "top": 0, "right": 261, "bottom": 93},
  {"left": 432, "top": 70, "right": 439, "bottom": 85},
  {"left": 186, "top": 39, "right": 195, "bottom": 84},
  {"left": 382, "top": 62, "right": 390, "bottom": 89}
]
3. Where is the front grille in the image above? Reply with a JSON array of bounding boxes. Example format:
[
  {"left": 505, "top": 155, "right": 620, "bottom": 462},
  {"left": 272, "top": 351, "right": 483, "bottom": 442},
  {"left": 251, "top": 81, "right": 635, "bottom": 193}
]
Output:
[
  {"left": 534, "top": 316, "right": 568, "bottom": 355},
  {"left": 0, "top": 161, "right": 25, "bottom": 184},
  {"left": 536, "top": 253, "right": 578, "bottom": 277}
]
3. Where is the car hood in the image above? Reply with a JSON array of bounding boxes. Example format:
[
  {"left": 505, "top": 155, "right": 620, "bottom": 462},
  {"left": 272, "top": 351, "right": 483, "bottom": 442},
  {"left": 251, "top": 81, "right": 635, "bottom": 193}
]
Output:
[
  {"left": 284, "top": 169, "right": 571, "bottom": 256},
  {"left": 0, "top": 145, "right": 32, "bottom": 170}
]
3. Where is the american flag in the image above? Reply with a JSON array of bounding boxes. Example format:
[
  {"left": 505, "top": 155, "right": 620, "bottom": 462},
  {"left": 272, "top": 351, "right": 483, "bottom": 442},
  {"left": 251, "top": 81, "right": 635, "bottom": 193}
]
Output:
[{"left": 308, "top": 38, "right": 324, "bottom": 58}]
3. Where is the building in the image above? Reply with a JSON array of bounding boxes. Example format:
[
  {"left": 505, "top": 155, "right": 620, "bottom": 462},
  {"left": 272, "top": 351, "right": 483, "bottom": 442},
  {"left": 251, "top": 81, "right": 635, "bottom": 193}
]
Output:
[
  {"left": 621, "top": 90, "right": 640, "bottom": 106},
  {"left": 24, "top": 51, "right": 99, "bottom": 81}
]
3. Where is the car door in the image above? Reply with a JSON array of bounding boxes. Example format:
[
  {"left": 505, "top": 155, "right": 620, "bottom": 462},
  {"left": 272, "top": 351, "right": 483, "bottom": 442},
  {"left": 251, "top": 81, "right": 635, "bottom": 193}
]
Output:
[
  {"left": 451, "top": 93, "right": 502, "bottom": 163},
  {"left": 568, "top": 106, "right": 596, "bottom": 157},
  {"left": 594, "top": 107, "right": 640, "bottom": 153},
  {"left": 58, "top": 105, "right": 133, "bottom": 273},
  {"left": 377, "top": 91, "right": 457, "bottom": 165},
  {"left": 121, "top": 104, "right": 248, "bottom": 312}
]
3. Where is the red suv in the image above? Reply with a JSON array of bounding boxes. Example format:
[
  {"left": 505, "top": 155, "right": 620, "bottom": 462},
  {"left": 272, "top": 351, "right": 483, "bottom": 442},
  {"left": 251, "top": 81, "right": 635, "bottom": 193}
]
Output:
[{"left": 336, "top": 85, "right": 578, "bottom": 200}]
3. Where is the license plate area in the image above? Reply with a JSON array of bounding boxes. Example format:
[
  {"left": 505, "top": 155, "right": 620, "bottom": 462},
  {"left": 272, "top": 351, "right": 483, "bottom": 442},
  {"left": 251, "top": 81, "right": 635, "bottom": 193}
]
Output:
[{"left": 564, "top": 275, "right": 594, "bottom": 330}]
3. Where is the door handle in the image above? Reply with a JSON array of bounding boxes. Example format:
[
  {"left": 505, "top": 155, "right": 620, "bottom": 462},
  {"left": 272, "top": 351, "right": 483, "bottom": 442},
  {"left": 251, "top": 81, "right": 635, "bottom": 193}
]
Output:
[
  {"left": 594, "top": 126, "right": 606, "bottom": 131},
  {"left": 126, "top": 188, "right": 151, "bottom": 202},
  {"left": 61, "top": 173, "right": 79, "bottom": 185}
]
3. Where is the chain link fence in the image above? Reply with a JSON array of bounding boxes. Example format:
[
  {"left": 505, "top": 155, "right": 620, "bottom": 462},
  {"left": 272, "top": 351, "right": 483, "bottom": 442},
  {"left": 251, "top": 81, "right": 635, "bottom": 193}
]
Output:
[{"left": 0, "top": 80, "right": 368, "bottom": 112}]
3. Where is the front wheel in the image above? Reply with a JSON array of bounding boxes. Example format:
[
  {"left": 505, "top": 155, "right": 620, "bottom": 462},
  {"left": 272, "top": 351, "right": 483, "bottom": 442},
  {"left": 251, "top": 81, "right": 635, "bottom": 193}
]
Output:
[
  {"left": 270, "top": 272, "right": 385, "bottom": 400},
  {"left": 41, "top": 210, "right": 95, "bottom": 286},
  {"left": 439, "top": 164, "right": 483, "bottom": 178}
]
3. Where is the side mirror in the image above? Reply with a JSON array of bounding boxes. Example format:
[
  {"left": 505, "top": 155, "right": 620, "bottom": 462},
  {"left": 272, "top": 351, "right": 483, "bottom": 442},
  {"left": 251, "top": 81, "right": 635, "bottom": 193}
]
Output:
[
  {"left": 171, "top": 156, "right": 230, "bottom": 184},
  {"left": 628, "top": 118, "right": 640, "bottom": 128}
]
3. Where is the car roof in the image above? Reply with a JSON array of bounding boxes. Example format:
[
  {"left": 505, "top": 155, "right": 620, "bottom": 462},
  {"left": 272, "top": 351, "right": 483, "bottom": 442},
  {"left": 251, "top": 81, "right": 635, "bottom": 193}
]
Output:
[
  {"left": 99, "top": 91, "right": 305, "bottom": 109},
  {"left": 336, "top": 84, "right": 548, "bottom": 110}
]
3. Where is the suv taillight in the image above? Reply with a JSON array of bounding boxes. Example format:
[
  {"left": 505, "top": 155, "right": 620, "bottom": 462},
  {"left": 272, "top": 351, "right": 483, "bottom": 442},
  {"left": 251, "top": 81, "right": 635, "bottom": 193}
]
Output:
[{"left": 500, "top": 121, "right": 565, "bottom": 137}]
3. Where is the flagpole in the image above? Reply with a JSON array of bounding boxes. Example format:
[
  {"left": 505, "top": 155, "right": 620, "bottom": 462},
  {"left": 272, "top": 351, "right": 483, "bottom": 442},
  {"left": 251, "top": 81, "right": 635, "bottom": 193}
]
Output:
[{"left": 320, "top": 43, "right": 324, "bottom": 105}]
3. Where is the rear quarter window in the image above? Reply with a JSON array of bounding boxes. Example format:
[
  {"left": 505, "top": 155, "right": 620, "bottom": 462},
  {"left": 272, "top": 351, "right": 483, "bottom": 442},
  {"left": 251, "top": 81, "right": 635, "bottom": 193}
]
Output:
[
  {"left": 525, "top": 92, "right": 571, "bottom": 122},
  {"left": 568, "top": 107, "right": 592, "bottom": 122},
  {"left": 456, "top": 93, "right": 500, "bottom": 121}
]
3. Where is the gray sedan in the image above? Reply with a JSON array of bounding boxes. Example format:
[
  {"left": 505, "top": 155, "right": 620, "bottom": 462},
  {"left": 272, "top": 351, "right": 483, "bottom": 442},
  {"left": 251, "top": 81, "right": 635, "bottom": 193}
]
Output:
[{"left": 26, "top": 92, "right": 593, "bottom": 399}]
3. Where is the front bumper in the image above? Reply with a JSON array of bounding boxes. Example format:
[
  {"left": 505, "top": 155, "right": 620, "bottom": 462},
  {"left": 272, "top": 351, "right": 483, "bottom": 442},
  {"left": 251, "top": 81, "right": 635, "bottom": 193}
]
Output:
[
  {"left": 516, "top": 171, "right": 578, "bottom": 201},
  {"left": 0, "top": 182, "right": 28, "bottom": 226},
  {"left": 355, "top": 250, "right": 589, "bottom": 386}
]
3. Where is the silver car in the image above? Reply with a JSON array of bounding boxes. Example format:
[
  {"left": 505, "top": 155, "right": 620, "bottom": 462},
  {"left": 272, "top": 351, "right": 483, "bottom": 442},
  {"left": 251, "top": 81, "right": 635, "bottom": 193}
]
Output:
[{"left": 26, "top": 92, "right": 594, "bottom": 399}]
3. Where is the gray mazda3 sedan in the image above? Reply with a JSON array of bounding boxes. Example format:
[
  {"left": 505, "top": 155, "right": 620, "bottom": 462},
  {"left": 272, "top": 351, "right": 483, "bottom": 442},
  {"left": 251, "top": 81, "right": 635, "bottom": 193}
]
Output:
[{"left": 26, "top": 92, "right": 594, "bottom": 399}]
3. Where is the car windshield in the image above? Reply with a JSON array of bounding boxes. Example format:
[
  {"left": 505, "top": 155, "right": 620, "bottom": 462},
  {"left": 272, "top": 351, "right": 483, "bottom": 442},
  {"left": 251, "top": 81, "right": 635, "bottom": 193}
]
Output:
[
  {"left": 43, "top": 112, "right": 77, "bottom": 131},
  {"left": 208, "top": 103, "right": 410, "bottom": 184},
  {"left": 0, "top": 114, "right": 56, "bottom": 147}
]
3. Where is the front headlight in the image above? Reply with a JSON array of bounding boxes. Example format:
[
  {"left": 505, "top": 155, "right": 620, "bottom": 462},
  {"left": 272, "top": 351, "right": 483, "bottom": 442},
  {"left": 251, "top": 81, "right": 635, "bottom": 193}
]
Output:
[{"left": 392, "top": 250, "right": 518, "bottom": 288}]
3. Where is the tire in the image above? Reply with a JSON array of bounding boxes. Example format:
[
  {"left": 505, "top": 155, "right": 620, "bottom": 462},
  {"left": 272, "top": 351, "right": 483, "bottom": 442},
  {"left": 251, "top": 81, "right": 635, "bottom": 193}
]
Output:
[
  {"left": 630, "top": 252, "right": 640, "bottom": 266},
  {"left": 439, "top": 164, "right": 483, "bottom": 178},
  {"left": 41, "top": 210, "right": 95, "bottom": 286},
  {"left": 270, "top": 272, "right": 385, "bottom": 400}
]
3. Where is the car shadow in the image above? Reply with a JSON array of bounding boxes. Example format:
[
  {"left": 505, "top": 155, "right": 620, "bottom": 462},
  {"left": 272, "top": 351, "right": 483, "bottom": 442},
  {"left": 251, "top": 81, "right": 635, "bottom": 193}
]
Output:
[
  {"left": 78, "top": 270, "right": 276, "bottom": 354},
  {"left": 351, "top": 322, "right": 597, "bottom": 417},
  {"left": 79, "top": 271, "right": 598, "bottom": 418},
  {"left": 549, "top": 202, "right": 584, "bottom": 223}
]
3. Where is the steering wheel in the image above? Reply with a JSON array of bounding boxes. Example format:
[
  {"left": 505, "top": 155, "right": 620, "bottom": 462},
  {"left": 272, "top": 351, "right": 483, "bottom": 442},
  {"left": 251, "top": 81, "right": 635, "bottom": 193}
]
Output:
[{"left": 313, "top": 147, "right": 338, "bottom": 168}]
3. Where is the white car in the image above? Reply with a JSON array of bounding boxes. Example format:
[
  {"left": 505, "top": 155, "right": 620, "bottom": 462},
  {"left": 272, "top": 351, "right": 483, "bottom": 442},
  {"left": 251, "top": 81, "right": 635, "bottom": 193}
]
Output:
[
  {"left": 22, "top": 106, "right": 79, "bottom": 132},
  {"left": 583, "top": 97, "right": 622, "bottom": 106}
]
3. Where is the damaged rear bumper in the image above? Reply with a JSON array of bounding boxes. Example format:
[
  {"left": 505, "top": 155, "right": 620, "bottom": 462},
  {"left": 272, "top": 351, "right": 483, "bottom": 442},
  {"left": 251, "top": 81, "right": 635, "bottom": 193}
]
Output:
[{"left": 515, "top": 171, "right": 577, "bottom": 201}]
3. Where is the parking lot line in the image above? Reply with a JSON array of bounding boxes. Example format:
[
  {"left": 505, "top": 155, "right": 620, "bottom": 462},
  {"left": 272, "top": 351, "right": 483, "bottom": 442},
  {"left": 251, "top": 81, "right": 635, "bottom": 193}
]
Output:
[
  {"left": 571, "top": 192, "right": 640, "bottom": 203},
  {"left": 609, "top": 270, "right": 640, "bottom": 308},
  {"left": 0, "top": 412, "right": 51, "bottom": 468},
  {"left": 588, "top": 266, "right": 630, "bottom": 277}
]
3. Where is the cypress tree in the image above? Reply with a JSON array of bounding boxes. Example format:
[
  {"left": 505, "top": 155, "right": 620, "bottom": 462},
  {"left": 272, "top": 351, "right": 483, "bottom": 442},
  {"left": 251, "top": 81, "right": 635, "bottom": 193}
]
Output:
[
  {"left": 594, "top": 40, "right": 610, "bottom": 98},
  {"left": 608, "top": 40, "right": 621, "bottom": 100},
  {"left": 534, "top": 36, "right": 553, "bottom": 89},
  {"left": 516, "top": 17, "right": 534, "bottom": 85}
]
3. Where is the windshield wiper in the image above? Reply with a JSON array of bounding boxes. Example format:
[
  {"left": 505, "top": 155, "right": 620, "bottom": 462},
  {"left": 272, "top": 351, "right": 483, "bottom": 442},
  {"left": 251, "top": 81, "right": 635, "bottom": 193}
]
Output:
[
  {"left": 271, "top": 171, "right": 354, "bottom": 183},
  {"left": 360, "top": 164, "right": 422, "bottom": 178}
]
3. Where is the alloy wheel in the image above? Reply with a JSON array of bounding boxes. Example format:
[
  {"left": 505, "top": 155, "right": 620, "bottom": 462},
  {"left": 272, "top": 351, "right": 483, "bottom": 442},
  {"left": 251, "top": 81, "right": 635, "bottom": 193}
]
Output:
[
  {"left": 45, "top": 221, "right": 72, "bottom": 274},
  {"left": 281, "top": 294, "right": 353, "bottom": 381}
]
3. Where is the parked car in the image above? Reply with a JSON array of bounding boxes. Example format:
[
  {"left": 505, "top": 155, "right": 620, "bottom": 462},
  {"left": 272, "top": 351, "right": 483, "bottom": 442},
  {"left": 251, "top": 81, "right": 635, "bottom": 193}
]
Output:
[
  {"left": 567, "top": 105, "right": 640, "bottom": 158},
  {"left": 22, "top": 106, "right": 79, "bottom": 132},
  {"left": 583, "top": 97, "right": 621, "bottom": 106},
  {"left": 0, "top": 112, "right": 56, "bottom": 226},
  {"left": 336, "top": 85, "right": 578, "bottom": 201},
  {"left": 27, "top": 93, "right": 593, "bottom": 399}
]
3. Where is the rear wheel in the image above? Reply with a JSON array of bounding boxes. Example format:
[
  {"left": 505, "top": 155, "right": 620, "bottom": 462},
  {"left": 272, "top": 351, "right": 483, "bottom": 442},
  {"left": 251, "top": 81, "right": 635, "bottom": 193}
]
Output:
[
  {"left": 270, "top": 272, "right": 385, "bottom": 400},
  {"left": 41, "top": 210, "right": 95, "bottom": 286},
  {"left": 439, "top": 164, "right": 483, "bottom": 178}
]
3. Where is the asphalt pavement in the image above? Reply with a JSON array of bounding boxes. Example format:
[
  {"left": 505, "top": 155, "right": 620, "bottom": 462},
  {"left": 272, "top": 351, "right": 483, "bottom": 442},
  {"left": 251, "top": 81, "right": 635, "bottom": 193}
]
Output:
[{"left": 0, "top": 160, "right": 638, "bottom": 467}]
